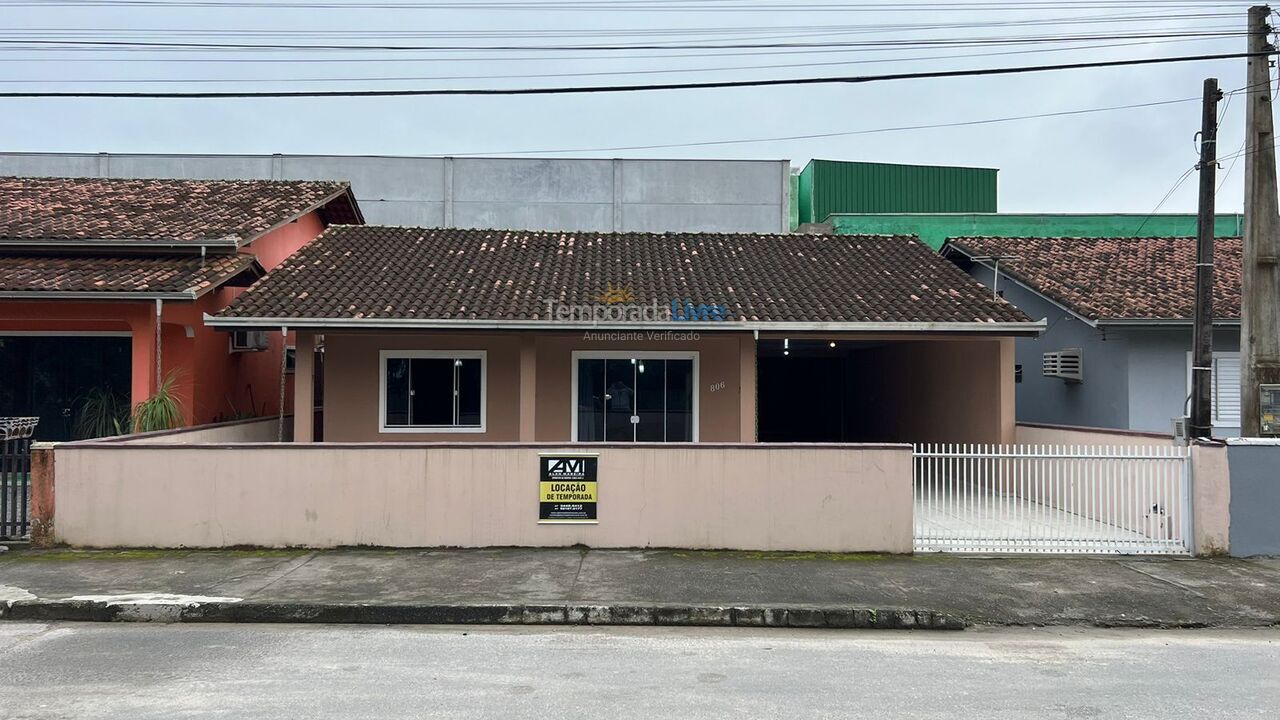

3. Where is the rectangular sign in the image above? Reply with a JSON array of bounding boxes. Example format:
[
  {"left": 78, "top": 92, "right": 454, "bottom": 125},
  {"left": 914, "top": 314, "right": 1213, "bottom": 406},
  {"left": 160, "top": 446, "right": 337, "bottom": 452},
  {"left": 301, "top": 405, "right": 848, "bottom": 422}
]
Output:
[{"left": 538, "top": 453, "right": 598, "bottom": 524}]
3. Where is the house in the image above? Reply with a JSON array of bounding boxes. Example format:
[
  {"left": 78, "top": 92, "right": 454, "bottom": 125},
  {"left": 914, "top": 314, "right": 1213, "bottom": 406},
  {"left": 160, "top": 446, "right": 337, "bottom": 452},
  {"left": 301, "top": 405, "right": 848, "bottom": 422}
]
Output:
[
  {"left": 209, "top": 226, "right": 1042, "bottom": 445},
  {"left": 0, "top": 176, "right": 362, "bottom": 440},
  {"left": 944, "top": 236, "right": 1244, "bottom": 436},
  {"left": 0, "top": 152, "right": 792, "bottom": 234},
  {"left": 825, "top": 212, "right": 1244, "bottom": 250}
]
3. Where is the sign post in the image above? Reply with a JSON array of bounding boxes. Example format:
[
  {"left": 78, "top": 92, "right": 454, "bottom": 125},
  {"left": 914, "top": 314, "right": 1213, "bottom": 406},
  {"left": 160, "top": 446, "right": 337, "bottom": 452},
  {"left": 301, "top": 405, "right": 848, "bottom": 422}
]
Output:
[{"left": 538, "top": 453, "right": 599, "bottom": 524}]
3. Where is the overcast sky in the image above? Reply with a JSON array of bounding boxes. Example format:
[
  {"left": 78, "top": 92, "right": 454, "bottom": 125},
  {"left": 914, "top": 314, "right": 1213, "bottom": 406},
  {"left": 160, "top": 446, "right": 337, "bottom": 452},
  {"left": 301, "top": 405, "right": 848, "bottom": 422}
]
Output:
[{"left": 0, "top": 0, "right": 1265, "bottom": 213}]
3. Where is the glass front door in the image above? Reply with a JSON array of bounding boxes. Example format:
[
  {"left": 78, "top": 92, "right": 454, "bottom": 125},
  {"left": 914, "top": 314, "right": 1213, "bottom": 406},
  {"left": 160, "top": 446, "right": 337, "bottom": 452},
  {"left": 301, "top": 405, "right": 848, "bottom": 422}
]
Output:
[{"left": 576, "top": 356, "right": 694, "bottom": 442}]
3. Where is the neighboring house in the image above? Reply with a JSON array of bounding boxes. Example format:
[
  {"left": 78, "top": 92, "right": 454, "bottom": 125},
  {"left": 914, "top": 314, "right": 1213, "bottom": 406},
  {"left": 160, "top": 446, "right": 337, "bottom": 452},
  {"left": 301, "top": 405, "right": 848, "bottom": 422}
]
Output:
[
  {"left": 0, "top": 177, "right": 362, "bottom": 440},
  {"left": 826, "top": 212, "right": 1244, "bottom": 250},
  {"left": 944, "top": 236, "right": 1244, "bottom": 437},
  {"left": 210, "top": 227, "right": 1042, "bottom": 445},
  {"left": 795, "top": 159, "right": 997, "bottom": 227},
  {"left": 0, "top": 152, "right": 791, "bottom": 234}
]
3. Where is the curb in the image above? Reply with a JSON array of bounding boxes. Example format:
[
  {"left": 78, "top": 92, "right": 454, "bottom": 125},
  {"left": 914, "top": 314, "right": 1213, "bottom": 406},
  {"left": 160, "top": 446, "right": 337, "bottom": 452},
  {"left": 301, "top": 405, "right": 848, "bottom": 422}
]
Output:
[{"left": 0, "top": 600, "right": 966, "bottom": 630}]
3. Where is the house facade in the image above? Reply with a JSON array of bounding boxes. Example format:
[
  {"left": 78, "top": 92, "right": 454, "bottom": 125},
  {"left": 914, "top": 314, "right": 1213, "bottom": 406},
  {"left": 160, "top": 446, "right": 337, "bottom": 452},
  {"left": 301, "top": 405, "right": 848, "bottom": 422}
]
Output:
[
  {"left": 945, "top": 236, "right": 1245, "bottom": 437},
  {"left": 210, "top": 227, "right": 1042, "bottom": 445},
  {"left": 0, "top": 177, "right": 362, "bottom": 439}
]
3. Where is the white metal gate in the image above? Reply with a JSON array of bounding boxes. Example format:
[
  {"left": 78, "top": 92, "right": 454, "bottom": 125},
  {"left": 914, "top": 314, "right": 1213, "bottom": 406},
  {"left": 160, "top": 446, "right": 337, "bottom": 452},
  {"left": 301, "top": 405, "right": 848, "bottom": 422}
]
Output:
[{"left": 913, "top": 444, "right": 1190, "bottom": 555}]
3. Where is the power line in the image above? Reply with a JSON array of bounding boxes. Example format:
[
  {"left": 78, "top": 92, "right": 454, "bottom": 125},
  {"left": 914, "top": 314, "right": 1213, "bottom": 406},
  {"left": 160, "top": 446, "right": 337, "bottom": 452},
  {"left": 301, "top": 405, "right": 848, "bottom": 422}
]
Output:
[
  {"left": 0, "top": 49, "right": 1267, "bottom": 98},
  {"left": 0, "top": 36, "right": 1236, "bottom": 83},
  {"left": 3, "top": 0, "right": 1255, "bottom": 10},
  {"left": 452, "top": 95, "right": 1208, "bottom": 156},
  {"left": 443, "top": 80, "right": 1272, "bottom": 155},
  {"left": 0, "top": 29, "right": 1245, "bottom": 53}
]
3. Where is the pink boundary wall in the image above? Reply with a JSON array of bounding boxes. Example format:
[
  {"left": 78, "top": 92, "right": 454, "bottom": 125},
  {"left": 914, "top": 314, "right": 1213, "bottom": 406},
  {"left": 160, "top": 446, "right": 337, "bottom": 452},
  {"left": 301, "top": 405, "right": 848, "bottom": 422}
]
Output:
[{"left": 36, "top": 442, "right": 914, "bottom": 552}]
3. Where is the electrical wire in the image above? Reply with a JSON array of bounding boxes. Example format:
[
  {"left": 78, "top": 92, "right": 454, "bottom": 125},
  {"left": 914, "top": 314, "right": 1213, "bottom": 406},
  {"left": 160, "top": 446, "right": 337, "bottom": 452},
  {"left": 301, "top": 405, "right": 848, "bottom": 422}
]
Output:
[
  {"left": 0, "top": 35, "right": 1237, "bottom": 83},
  {"left": 0, "top": 49, "right": 1267, "bottom": 98}
]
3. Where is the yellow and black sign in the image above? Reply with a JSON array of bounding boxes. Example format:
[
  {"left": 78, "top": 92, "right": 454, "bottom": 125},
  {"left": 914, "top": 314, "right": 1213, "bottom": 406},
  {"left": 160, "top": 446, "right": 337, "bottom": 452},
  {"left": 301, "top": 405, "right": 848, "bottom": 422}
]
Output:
[{"left": 538, "top": 453, "right": 598, "bottom": 524}]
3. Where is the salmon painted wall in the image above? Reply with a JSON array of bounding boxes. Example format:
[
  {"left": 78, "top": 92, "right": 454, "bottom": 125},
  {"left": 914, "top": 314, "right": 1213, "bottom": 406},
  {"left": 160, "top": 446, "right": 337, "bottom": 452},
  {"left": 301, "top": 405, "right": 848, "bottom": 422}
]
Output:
[
  {"left": 319, "top": 331, "right": 752, "bottom": 443},
  {"left": 0, "top": 210, "right": 326, "bottom": 427}
]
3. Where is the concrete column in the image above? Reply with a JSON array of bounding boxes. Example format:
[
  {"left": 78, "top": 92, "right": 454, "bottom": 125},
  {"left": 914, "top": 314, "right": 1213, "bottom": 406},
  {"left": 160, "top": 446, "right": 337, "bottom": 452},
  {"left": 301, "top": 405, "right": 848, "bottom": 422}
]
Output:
[
  {"left": 739, "top": 334, "right": 757, "bottom": 443},
  {"left": 998, "top": 337, "right": 1017, "bottom": 444},
  {"left": 519, "top": 335, "right": 537, "bottom": 442},
  {"left": 29, "top": 443, "right": 55, "bottom": 548},
  {"left": 293, "top": 331, "right": 316, "bottom": 443},
  {"left": 443, "top": 157, "right": 455, "bottom": 227},
  {"left": 612, "top": 159, "right": 624, "bottom": 231},
  {"left": 127, "top": 303, "right": 159, "bottom": 408}
]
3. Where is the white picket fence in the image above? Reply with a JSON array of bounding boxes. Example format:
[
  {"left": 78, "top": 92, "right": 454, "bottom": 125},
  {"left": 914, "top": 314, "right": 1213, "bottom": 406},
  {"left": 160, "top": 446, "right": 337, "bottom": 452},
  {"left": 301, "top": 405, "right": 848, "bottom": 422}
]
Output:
[{"left": 913, "top": 444, "right": 1190, "bottom": 555}]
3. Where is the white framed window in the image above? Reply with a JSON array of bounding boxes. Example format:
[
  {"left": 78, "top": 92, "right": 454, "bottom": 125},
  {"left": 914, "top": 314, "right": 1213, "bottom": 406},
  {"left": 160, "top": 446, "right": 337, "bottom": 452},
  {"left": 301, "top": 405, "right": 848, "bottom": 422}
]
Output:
[
  {"left": 379, "top": 350, "right": 486, "bottom": 433},
  {"left": 1186, "top": 351, "right": 1241, "bottom": 427},
  {"left": 571, "top": 350, "right": 699, "bottom": 443}
]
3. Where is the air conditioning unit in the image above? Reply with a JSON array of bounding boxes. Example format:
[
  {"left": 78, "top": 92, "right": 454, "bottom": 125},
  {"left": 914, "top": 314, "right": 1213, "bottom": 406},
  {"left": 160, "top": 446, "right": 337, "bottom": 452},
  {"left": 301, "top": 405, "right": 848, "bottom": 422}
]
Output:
[
  {"left": 229, "top": 330, "right": 269, "bottom": 352},
  {"left": 1042, "top": 349, "right": 1083, "bottom": 382}
]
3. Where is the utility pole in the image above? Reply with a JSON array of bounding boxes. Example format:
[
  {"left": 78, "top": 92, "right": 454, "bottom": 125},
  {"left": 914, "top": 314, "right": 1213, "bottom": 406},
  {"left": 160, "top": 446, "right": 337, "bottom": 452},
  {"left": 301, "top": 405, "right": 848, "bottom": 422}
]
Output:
[
  {"left": 1192, "top": 78, "right": 1222, "bottom": 439},
  {"left": 1243, "top": 5, "right": 1280, "bottom": 437}
]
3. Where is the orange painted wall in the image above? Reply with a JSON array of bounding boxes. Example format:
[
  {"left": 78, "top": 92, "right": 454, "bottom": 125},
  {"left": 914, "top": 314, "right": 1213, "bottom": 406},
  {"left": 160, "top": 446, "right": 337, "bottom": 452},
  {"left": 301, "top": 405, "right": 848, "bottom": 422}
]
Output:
[{"left": 0, "top": 211, "right": 325, "bottom": 426}]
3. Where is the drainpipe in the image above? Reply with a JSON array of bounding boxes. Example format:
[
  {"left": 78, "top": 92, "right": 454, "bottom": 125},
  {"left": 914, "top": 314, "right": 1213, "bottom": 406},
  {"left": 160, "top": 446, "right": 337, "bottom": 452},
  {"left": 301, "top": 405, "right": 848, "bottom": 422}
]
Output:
[
  {"left": 278, "top": 325, "right": 288, "bottom": 442},
  {"left": 154, "top": 298, "right": 163, "bottom": 393}
]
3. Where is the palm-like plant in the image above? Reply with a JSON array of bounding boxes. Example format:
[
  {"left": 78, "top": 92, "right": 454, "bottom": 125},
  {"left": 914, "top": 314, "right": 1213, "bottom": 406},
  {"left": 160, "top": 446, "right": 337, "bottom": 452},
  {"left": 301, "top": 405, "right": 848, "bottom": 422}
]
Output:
[
  {"left": 131, "top": 373, "right": 186, "bottom": 433},
  {"left": 73, "top": 386, "right": 130, "bottom": 440}
]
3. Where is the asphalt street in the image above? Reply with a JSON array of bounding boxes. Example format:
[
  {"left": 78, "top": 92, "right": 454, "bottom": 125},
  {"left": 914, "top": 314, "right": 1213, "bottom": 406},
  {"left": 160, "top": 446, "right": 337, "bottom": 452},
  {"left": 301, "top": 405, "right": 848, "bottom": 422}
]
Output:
[{"left": 0, "top": 623, "right": 1277, "bottom": 719}]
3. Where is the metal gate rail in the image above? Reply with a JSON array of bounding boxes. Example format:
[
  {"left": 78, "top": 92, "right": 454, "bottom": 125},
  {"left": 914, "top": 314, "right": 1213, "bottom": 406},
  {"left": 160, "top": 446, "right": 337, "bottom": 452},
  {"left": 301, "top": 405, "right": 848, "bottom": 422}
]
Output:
[
  {"left": 1, "top": 417, "right": 39, "bottom": 539},
  {"left": 913, "top": 444, "right": 1190, "bottom": 555}
]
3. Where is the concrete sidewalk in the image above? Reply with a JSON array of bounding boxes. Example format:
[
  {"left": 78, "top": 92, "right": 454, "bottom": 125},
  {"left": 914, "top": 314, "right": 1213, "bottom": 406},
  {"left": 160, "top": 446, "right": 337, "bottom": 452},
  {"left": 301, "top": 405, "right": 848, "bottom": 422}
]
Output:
[{"left": 1, "top": 547, "right": 1278, "bottom": 629}]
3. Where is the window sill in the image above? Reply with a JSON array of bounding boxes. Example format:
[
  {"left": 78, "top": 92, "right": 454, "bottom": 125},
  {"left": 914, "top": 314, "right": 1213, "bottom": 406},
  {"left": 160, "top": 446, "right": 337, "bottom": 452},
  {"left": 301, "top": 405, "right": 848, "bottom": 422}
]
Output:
[{"left": 379, "top": 425, "right": 487, "bottom": 434}]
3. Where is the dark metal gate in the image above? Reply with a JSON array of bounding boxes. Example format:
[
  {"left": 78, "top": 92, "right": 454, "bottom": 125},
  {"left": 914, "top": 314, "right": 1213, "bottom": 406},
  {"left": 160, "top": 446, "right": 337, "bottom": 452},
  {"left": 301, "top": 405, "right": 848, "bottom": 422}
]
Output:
[{"left": 1, "top": 417, "right": 38, "bottom": 539}]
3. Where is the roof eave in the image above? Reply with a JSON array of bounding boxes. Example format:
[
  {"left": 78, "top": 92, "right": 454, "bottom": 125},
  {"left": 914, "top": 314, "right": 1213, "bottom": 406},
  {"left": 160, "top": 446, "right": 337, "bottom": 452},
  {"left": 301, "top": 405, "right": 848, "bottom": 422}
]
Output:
[
  {"left": 238, "top": 184, "right": 362, "bottom": 248},
  {"left": 1095, "top": 318, "right": 1242, "bottom": 327},
  {"left": 0, "top": 290, "right": 197, "bottom": 301},
  {"left": 0, "top": 238, "right": 241, "bottom": 252},
  {"left": 204, "top": 315, "right": 1047, "bottom": 336}
]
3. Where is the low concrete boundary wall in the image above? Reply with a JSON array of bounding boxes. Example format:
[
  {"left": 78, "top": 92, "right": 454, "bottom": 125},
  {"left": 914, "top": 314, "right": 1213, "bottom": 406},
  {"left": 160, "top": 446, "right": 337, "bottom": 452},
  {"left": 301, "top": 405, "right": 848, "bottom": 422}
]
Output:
[
  {"left": 1227, "top": 440, "right": 1280, "bottom": 557},
  {"left": 1016, "top": 422, "right": 1173, "bottom": 448},
  {"left": 38, "top": 443, "right": 913, "bottom": 552},
  {"left": 113, "top": 416, "right": 291, "bottom": 445}
]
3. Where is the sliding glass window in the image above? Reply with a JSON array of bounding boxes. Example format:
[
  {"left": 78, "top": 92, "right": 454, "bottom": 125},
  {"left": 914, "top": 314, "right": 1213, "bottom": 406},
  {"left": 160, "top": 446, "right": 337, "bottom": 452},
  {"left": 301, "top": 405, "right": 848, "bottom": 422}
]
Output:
[{"left": 382, "top": 351, "right": 485, "bottom": 432}]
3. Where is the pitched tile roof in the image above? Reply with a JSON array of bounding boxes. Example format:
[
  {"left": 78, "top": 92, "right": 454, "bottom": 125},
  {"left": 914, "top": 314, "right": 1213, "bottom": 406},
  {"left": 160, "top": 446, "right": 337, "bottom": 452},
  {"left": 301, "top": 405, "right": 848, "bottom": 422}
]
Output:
[
  {"left": 0, "top": 176, "right": 361, "bottom": 246},
  {"left": 0, "top": 252, "right": 261, "bottom": 297},
  {"left": 946, "top": 236, "right": 1242, "bottom": 321},
  {"left": 217, "top": 226, "right": 1033, "bottom": 328}
]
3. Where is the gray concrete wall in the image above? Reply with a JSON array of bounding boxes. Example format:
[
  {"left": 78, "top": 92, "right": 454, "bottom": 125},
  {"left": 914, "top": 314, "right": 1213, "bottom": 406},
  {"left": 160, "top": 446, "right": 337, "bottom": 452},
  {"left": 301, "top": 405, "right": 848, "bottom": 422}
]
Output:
[
  {"left": 1226, "top": 440, "right": 1280, "bottom": 556},
  {"left": 968, "top": 263, "right": 1130, "bottom": 429},
  {"left": 0, "top": 152, "right": 791, "bottom": 233},
  {"left": 1118, "top": 326, "right": 1240, "bottom": 437}
]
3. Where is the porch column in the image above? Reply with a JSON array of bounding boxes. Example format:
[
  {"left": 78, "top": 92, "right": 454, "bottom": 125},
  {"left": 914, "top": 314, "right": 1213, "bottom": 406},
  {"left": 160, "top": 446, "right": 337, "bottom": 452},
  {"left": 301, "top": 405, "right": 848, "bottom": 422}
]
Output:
[
  {"left": 739, "top": 333, "right": 757, "bottom": 443},
  {"left": 127, "top": 301, "right": 160, "bottom": 408},
  {"left": 293, "top": 330, "right": 316, "bottom": 443},
  {"left": 519, "top": 335, "right": 537, "bottom": 442},
  {"left": 997, "top": 337, "right": 1017, "bottom": 444}
]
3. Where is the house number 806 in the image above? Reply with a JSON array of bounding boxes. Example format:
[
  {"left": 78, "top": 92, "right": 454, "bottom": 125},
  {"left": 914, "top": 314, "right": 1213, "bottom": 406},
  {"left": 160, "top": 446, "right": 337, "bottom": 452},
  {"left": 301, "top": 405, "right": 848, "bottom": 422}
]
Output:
[{"left": 709, "top": 381, "right": 726, "bottom": 393}]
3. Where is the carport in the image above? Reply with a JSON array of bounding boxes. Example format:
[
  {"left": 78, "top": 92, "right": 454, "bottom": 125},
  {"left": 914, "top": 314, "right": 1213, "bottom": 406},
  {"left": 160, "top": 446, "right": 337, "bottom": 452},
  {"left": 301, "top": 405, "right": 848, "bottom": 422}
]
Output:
[{"left": 757, "top": 336, "right": 1017, "bottom": 445}]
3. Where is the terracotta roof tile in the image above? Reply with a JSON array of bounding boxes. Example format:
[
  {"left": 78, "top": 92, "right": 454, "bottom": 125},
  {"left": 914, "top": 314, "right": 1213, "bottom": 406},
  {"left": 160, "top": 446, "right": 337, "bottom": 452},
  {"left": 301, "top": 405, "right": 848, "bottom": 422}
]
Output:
[
  {"left": 0, "top": 176, "right": 359, "bottom": 245},
  {"left": 0, "top": 252, "right": 260, "bottom": 296},
  {"left": 218, "top": 226, "right": 1032, "bottom": 325},
  {"left": 947, "top": 236, "right": 1242, "bottom": 321}
]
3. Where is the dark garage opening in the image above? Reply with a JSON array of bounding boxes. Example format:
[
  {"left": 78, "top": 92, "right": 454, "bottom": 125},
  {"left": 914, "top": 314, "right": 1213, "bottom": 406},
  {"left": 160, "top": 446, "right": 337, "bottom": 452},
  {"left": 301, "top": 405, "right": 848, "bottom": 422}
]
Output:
[
  {"left": 0, "top": 335, "right": 131, "bottom": 441},
  {"left": 758, "top": 339, "right": 875, "bottom": 442}
]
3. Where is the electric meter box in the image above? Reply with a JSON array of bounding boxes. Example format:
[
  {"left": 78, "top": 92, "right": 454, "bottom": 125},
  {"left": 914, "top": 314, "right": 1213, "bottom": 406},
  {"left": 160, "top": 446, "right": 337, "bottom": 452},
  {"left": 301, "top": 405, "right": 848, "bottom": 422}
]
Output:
[{"left": 1261, "top": 384, "right": 1280, "bottom": 436}]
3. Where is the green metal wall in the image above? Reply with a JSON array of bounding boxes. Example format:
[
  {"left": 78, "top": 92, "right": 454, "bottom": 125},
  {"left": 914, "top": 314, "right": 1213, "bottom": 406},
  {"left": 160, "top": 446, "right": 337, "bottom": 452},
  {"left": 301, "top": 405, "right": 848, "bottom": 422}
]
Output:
[
  {"left": 798, "top": 159, "right": 997, "bottom": 224},
  {"left": 828, "top": 213, "right": 1246, "bottom": 250}
]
